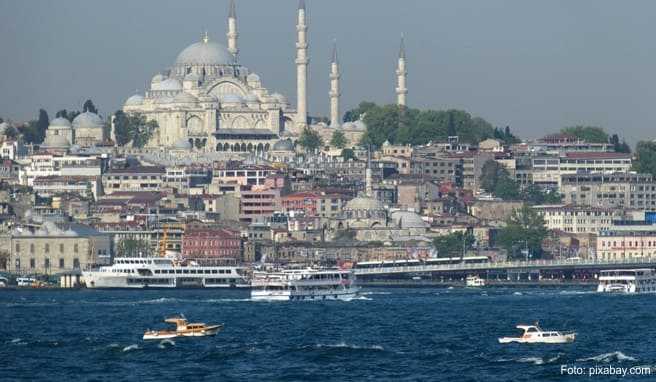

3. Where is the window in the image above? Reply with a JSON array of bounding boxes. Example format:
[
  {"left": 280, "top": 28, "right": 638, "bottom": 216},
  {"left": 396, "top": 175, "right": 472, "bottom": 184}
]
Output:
[
  {"left": 30, "top": 258, "right": 35, "bottom": 269},
  {"left": 73, "top": 258, "right": 80, "bottom": 269},
  {"left": 74, "top": 244, "right": 79, "bottom": 253},
  {"left": 30, "top": 243, "right": 34, "bottom": 254},
  {"left": 44, "top": 258, "right": 50, "bottom": 269},
  {"left": 59, "top": 258, "right": 65, "bottom": 269},
  {"left": 45, "top": 244, "right": 50, "bottom": 254},
  {"left": 15, "top": 243, "right": 20, "bottom": 253},
  {"left": 59, "top": 244, "right": 64, "bottom": 253}
]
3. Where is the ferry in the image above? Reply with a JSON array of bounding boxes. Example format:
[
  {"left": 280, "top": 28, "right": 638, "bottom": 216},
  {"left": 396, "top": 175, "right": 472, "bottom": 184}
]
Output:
[
  {"left": 251, "top": 268, "right": 360, "bottom": 301},
  {"left": 597, "top": 269, "right": 656, "bottom": 294},
  {"left": 465, "top": 275, "right": 486, "bottom": 287},
  {"left": 143, "top": 316, "right": 223, "bottom": 340},
  {"left": 498, "top": 324, "right": 576, "bottom": 344},
  {"left": 83, "top": 257, "right": 249, "bottom": 289}
]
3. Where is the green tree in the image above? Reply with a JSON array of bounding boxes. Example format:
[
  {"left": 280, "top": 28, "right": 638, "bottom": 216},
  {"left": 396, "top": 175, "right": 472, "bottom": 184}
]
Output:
[
  {"left": 494, "top": 175, "right": 521, "bottom": 200},
  {"left": 112, "top": 111, "right": 156, "bottom": 148},
  {"left": 497, "top": 204, "right": 548, "bottom": 259},
  {"left": 20, "top": 109, "right": 49, "bottom": 144},
  {"left": 480, "top": 160, "right": 507, "bottom": 193},
  {"left": 343, "top": 101, "right": 376, "bottom": 122},
  {"left": 341, "top": 148, "right": 356, "bottom": 161},
  {"left": 521, "top": 184, "right": 562, "bottom": 205},
  {"left": 330, "top": 129, "right": 347, "bottom": 148},
  {"left": 117, "top": 238, "right": 152, "bottom": 257},
  {"left": 609, "top": 134, "right": 631, "bottom": 153},
  {"left": 433, "top": 231, "right": 475, "bottom": 258},
  {"left": 298, "top": 127, "right": 323, "bottom": 152},
  {"left": 560, "top": 126, "right": 608, "bottom": 143},
  {"left": 83, "top": 99, "right": 98, "bottom": 114},
  {"left": 3, "top": 126, "right": 18, "bottom": 140},
  {"left": 633, "top": 141, "right": 656, "bottom": 177}
]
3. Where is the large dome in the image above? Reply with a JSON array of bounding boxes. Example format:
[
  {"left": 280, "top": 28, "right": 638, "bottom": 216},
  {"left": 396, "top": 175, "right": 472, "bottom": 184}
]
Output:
[
  {"left": 49, "top": 117, "right": 72, "bottom": 128},
  {"left": 175, "top": 39, "right": 235, "bottom": 66},
  {"left": 72, "top": 112, "right": 103, "bottom": 130},
  {"left": 272, "top": 138, "right": 294, "bottom": 151}
]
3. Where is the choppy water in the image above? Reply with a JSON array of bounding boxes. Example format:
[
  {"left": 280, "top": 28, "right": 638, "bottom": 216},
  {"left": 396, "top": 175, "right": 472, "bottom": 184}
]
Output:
[{"left": 1, "top": 287, "right": 655, "bottom": 381}]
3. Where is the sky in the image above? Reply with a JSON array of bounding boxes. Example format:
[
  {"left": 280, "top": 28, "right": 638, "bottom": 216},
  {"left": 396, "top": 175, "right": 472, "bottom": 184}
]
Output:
[{"left": 1, "top": 0, "right": 655, "bottom": 143}]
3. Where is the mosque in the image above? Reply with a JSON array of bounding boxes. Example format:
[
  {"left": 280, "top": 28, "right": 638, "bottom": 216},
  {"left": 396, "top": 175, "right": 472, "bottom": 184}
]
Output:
[{"left": 117, "top": 0, "right": 409, "bottom": 154}]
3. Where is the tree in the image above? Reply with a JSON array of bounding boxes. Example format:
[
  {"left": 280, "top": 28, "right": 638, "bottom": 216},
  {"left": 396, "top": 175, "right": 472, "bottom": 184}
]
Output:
[
  {"left": 341, "top": 148, "right": 356, "bottom": 161},
  {"left": 560, "top": 126, "right": 608, "bottom": 143},
  {"left": 116, "top": 238, "right": 152, "bottom": 257},
  {"left": 83, "top": 99, "right": 98, "bottom": 114},
  {"left": 330, "top": 129, "right": 347, "bottom": 149},
  {"left": 297, "top": 127, "right": 323, "bottom": 152},
  {"left": 494, "top": 175, "right": 521, "bottom": 200},
  {"left": 609, "top": 134, "right": 631, "bottom": 153},
  {"left": 480, "top": 160, "right": 508, "bottom": 193},
  {"left": 633, "top": 141, "right": 656, "bottom": 177},
  {"left": 20, "top": 109, "right": 49, "bottom": 144},
  {"left": 112, "top": 111, "right": 156, "bottom": 147},
  {"left": 521, "top": 184, "right": 562, "bottom": 205},
  {"left": 433, "top": 231, "right": 475, "bottom": 258},
  {"left": 3, "top": 126, "right": 18, "bottom": 140},
  {"left": 343, "top": 101, "right": 376, "bottom": 122},
  {"left": 356, "top": 102, "right": 496, "bottom": 148},
  {"left": 497, "top": 204, "right": 548, "bottom": 259}
]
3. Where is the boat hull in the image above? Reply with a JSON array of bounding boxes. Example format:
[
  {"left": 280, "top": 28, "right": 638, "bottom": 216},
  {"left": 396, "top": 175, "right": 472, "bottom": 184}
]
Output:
[
  {"left": 143, "top": 325, "right": 223, "bottom": 340},
  {"left": 83, "top": 271, "right": 249, "bottom": 289},
  {"left": 251, "top": 287, "right": 361, "bottom": 302},
  {"left": 498, "top": 334, "right": 576, "bottom": 344}
]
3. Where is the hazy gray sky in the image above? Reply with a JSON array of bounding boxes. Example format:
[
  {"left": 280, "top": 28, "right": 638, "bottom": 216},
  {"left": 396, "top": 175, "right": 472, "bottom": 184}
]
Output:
[{"left": 1, "top": 0, "right": 655, "bottom": 142}]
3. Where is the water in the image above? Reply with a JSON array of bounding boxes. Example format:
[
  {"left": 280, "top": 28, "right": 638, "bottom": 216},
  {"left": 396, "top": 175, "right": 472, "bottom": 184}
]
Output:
[{"left": 1, "top": 287, "right": 655, "bottom": 381}]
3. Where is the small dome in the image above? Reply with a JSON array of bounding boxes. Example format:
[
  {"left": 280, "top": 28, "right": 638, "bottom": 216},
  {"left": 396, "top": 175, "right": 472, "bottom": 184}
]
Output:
[
  {"left": 272, "top": 138, "right": 294, "bottom": 151},
  {"left": 382, "top": 140, "right": 391, "bottom": 146},
  {"left": 175, "top": 39, "right": 235, "bottom": 66},
  {"left": 173, "top": 92, "right": 199, "bottom": 104},
  {"left": 220, "top": 94, "right": 244, "bottom": 104},
  {"left": 49, "top": 117, "right": 72, "bottom": 128},
  {"left": 173, "top": 139, "right": 192, "bottom": 149},
  {"left": 390, "top": 210, "right": 428, "bottom": 229},
  {"left": 156, "top": 78, "right": 183, "bottom": 91},
  {"left": 345, "top": 196, "right": 385, "bottom": 211},
  {"left": 125, "top": 94, "right": 144, "bottom": 106},
  {"left": 247, "top": 73, "right": 261, "bottom": 83},
  {"left": 151, "top": 73, "right": 165, "bottom": 83},
  {"left": 72, "top": 112, "right": 103, "bottom": 130}
]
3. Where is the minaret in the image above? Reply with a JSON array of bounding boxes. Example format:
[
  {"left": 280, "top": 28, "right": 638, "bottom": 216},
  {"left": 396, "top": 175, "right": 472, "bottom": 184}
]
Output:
[
  {"left": 296, "top": 0, "right": 309, "bottom": 129},
  {"left": 396, "top": 35, "right": 408, "bottom": 107},
  {"left": 329, "top": 40, "right": 341, "bottom": 128},
  {"left": 366, "top": 147, "right": 373, "bottom": 197},
  {"left": 227, "top": 0, "right": 238, "bottom": 58}
]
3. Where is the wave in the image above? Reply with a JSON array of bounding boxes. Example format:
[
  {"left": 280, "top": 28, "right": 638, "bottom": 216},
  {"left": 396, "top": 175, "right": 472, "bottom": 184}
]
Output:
[
  {"left": 513, "top": 292, "right": 523, "bottom": 296},
  {"left": 577, "top": 351, "right": 637, "bottom": 363},
  {"left": 360, "top": 291, "right": 391, "bottom": 295},
  {"left": 495, "top": 354, "right": 562, "bottom": 365},
  {"left": 343, "top": 295, "right": 372, "bottom": 301},
  {"left": 122, "top": 344, "right": 140, "bottom": 352},
  {"left": 311, "top": 342, "right": 384, "bottom": 351},
  {"left": 10, "top": 338, "right": 22, "bottom": 343},
  {"left": 158, "top": 339, "right": 175, "bottom": 349},
  {"left": 559, "top": 290, "right": 596, "bottom": 295}
]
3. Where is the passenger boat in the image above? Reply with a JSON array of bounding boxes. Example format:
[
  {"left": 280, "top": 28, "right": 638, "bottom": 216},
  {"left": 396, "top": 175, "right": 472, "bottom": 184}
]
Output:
[
  {"left": 143, "top": 316, "right": 223, "bottom": 340},
  {"left": 597, "top": 269, "right": 656, "bottom": 294},
  {"left": 498, "top": 324, "right": 576, "bottom": 344},
  {"left": 83, "top": 257, "right": 249, "bottom": 289},
  {"left": 465, "top": 275, "right": 485, "bottom": 287},
  {"left": 251, "top": 268, "right": 360, "bottom": 301}
]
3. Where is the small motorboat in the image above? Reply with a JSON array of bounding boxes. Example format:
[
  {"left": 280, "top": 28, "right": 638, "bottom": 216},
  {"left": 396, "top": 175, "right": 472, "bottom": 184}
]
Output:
[
  {"left": 143, "top": 316, "right": 223, "bottom": 340},
  {"left": 498, "top": 323, "right": 576, "bottom": 344},
  {"left": 465, "top": 275, "right": 485, "bottom": 287}
]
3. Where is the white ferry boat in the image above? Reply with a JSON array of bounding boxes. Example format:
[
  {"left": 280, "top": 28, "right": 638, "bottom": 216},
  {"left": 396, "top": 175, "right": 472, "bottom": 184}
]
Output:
[
  {"left": 465, "top": 275, "right": 486, "bottom": 287},
  {"left": 83, "top": 257, "right": 249, "bottom": 289},
  {"left": 251, "top": 268, "right": 360, "bottom": 301},
  {"left": 597, "top": 268, "right": 656, "bottom": 294}
]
